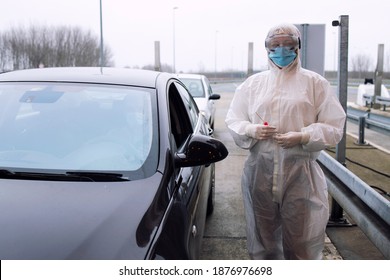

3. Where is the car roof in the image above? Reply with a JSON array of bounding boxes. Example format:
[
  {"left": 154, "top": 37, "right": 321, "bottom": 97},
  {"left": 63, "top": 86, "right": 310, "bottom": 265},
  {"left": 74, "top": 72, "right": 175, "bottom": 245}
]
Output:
[{"left": 0, "top": 67, "right": 165, "bottom": 88}]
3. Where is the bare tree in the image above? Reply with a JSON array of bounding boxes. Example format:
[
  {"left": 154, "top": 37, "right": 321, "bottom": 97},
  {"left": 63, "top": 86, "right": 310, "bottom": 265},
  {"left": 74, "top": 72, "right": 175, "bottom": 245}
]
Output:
[
  {"left": 350, "top": 53, "right": 373, "bottom": 79},
  {"left": 0, "top": 33, "right": 10, "bottom": 72},
  {"left": 0, "top": 24, "right": 113, "bottom": 72}
]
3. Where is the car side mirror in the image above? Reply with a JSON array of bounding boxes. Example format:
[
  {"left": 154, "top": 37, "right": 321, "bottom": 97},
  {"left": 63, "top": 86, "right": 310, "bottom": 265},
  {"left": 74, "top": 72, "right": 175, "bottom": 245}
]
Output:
[
  {"left": 209, "top": 93, "right": 220, "bottom": 100},
  {"left": 174, "top": 134, "right": 228, "bottom": 167}
]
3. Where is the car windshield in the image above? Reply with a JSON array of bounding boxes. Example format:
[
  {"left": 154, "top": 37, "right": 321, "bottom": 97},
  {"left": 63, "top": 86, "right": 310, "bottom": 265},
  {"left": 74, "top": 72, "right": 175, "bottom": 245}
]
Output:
[
  {"left": 180, "top": 78, "right": 205, "bottom": 98},
  {"left": 0, "top": 82, "right": 158, "bottom": 180}
]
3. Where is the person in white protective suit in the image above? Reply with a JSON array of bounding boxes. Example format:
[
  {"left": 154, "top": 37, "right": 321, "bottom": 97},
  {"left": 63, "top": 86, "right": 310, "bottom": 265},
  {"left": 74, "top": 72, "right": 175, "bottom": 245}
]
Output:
[{"left": 225, "top": 23, "right": 346, "bottom": 260}]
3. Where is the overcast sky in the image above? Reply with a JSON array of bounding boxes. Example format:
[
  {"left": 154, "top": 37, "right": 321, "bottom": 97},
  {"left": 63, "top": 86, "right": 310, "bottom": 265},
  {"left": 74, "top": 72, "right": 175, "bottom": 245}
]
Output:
[{"left": 1, "top": 0, "right": 389, "bottom": 72}]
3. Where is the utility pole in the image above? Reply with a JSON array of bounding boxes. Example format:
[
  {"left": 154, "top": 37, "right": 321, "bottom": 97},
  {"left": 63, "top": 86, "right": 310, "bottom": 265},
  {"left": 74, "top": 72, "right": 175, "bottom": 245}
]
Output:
[
  {"left": 333, "top": 15, "right": 348, "bottom": 166},
  {"left": 247, "top": 42, "right": 253, "bottom": 77},
  {"left": 329, "top": 15, "right": 349, "bottom": 225},
  {"left": 373, "top": 44, "right": 384, "bottom": 109},
  {"left": 154, "top": 41, "right": 161, "bottom": 71}
]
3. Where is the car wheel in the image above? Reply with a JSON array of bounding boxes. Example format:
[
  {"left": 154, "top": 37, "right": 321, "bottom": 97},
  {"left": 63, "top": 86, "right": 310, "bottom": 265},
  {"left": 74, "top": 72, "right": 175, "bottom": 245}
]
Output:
[{"left": 206, "top": 163, "right": 215, "bottom": 216}]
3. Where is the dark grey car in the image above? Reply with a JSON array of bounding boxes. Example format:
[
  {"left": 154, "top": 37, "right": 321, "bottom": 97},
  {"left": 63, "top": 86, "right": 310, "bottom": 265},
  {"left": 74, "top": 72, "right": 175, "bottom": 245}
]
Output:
[{"left": 0, "top": 67, "right": 228, "bottom": 259}]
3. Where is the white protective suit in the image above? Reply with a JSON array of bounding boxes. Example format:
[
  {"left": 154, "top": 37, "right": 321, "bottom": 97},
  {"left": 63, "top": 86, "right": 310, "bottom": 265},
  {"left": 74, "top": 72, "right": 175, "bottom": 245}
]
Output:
[{"left": 225, "top": 24, "right": 346, "bottom": 260}]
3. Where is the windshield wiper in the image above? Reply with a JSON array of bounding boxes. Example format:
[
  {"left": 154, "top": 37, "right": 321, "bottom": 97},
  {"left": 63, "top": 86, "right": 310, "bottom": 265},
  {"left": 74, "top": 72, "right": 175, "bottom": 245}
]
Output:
[
  {"left": 65, "top": 171, "right": 129, "bottom": 182},
  {"left": 0, "top": 169, "right": 128, "bottom": 182},
  {"left": 0, "top": 169, "right": 94, "bottom": 181},
  {"left": 0, "top": 169, "right": 14, "bottom": 176}
]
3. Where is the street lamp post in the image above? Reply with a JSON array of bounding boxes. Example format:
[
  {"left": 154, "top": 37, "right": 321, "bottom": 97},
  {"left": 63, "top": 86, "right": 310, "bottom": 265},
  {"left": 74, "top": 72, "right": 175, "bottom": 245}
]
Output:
[
  {"left": 214, "top": 30, "right": 218, "bottom": 79},
  {"left": 99, "top": 0, "right": 104, "bottom": 68},
  {"left": 172, "top": 7, "right": 178, "bottom": 73}
]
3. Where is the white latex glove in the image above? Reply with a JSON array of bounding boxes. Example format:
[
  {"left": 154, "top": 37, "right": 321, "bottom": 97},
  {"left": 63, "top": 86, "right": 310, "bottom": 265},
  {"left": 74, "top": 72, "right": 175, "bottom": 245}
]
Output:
[
  {"left": 245, "top": 124, "right": 277, "bottom": 140},
  {"left": 274, "top": 131, "right": 309, "bottom": 149}
]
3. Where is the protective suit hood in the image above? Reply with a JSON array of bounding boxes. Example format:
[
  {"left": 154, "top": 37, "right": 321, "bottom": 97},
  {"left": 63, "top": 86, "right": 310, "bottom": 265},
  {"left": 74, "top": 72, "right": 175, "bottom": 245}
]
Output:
[{"left": 266, "top": 23, "right": 301, "bottom": 73}]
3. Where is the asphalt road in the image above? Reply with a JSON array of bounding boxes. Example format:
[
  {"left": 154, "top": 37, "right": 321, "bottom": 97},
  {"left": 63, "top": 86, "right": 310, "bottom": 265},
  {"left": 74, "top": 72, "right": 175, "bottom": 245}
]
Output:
[{"left": 200, "top": 82, "right": 250, "bottom": 259}]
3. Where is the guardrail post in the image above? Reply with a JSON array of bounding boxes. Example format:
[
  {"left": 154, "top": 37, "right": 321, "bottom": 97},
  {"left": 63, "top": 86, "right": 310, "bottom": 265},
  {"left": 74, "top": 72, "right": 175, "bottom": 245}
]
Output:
[{"left": 356, "top": 116, "right": 367, "bottom": 145}]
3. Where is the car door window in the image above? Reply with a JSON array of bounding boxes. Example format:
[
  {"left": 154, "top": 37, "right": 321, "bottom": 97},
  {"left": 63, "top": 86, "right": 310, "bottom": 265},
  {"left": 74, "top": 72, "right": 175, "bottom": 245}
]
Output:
[
  {"left": 174, "top": 82, "right": 199, "bottom": 129},
  {"left": 168, "top": 83, "right": 193, "bottom": 149},
  {"left": 180, "top": 79, "right": 204, "bottom": 98}
]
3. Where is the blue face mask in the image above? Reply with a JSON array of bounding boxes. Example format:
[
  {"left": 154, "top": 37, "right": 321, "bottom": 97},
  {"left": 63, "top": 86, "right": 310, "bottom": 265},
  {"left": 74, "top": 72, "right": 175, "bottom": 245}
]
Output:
[{"left": 268, "top": 47, "right": 297, "bottom": 67}]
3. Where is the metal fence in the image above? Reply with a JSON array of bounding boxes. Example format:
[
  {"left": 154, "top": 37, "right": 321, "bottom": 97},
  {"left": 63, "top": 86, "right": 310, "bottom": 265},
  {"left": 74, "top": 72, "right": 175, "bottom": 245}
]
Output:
[{"left": 318, "top": 151, "right": 390, "bottom": 259}]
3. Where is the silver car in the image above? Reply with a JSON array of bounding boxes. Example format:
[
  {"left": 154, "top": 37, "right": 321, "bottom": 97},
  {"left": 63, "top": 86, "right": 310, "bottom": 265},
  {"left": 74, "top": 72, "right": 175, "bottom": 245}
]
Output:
[{"left": 177, "top": 74, "right": 220, "bottom": 129}]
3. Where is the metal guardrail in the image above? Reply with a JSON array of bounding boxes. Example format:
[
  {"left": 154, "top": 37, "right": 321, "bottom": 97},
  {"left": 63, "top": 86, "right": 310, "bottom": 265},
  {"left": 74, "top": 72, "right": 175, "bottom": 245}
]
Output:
[
  {"left": 376, "top": 96, "right": 390, "bottom": 110},
  {"left": 318, "top": 152, "right": 390, "bottom": 259},
  {"left": 362, "top": 94, "right": 390, "bottom": 111},
  {"left": 347, "top": 107, "right": 390, "bottom": 133},
  {"left": 348, "top": 114, "right": 390, "bottom": 131}
]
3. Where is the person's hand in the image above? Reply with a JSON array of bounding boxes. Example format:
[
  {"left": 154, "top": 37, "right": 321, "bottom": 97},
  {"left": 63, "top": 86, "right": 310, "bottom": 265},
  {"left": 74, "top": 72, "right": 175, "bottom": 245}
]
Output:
[
  {"left": 273, "top": 132, "right": 309, "bottom": 149},
  {"left": 245, "top": 124, "right": 277, "bottom": 140}
]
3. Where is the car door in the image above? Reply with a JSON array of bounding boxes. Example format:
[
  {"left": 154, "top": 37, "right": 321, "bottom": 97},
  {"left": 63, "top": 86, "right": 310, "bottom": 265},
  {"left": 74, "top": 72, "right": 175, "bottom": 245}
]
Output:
[{"left": 168, "top": 81, "right": 210, "bottom": 259}]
